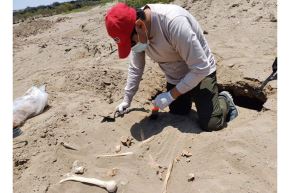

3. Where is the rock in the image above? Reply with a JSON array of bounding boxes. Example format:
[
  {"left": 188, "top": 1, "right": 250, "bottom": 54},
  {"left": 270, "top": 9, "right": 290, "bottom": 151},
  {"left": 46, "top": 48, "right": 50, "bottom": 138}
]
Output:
[
  {"left": 203, "top": 30, "right": 208, "bottom": 35},
  {"left": 72, "top": 160, "right": 85, "bottom": 174},
  {"left": 181, "top": 150, "right": 193, "bottom": 158},
  {"left": 103, "top": 78, "right": 111, "bottom": 85},
  {"left": 231, "top": 3, "right": 240, "bottom": 8},
  {"left": 15, "top": 158, "right": 29, "bottom": 167},
  {"left": 40, "top": 132, "right": 47, "bottom": 138},
  {"left": 269, "top": 14, "right": 277, "bottom": 22},
  {"left": 255, "top": 16, "right": 263, "bottom": 22},
  {"left": 187, "top": 173, "right": 195, "bottom": 182},
  {"left": 120, "top": 136, "right": 133, "bottom": 147},
  {"left": 52, "top": 158, "right": 57, "bottom": 163},
  {"left": 39, "top": 43, "right": 47, "bottom": 48}
]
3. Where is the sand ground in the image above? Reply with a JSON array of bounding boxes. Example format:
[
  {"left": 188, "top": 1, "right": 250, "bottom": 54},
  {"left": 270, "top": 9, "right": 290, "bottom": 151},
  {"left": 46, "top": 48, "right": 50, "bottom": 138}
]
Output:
[{"left": 13, "top": 0, "right": 277, "bottom": 193}]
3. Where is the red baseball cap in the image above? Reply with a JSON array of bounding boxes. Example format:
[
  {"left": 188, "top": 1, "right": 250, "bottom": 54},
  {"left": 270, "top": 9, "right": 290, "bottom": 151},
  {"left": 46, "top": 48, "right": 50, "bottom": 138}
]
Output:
[{"left": 105, "top": 3, "right": 136, "bottom": 59}]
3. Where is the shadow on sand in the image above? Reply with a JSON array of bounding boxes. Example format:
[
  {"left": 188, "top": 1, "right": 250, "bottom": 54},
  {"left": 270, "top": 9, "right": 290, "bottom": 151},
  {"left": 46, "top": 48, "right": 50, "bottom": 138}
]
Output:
[{"left": 130, "top": 110, "right": 205, "bottom": 142}]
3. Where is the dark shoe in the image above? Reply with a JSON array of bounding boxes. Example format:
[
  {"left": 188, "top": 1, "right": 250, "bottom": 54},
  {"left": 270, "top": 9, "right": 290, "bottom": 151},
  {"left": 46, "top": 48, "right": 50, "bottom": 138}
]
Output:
[
  {"left": 13, "top": 128, "right": 23, "bottom": 138},
  {"left": 219, "top": 91, "right": 239, "bottom": 122}
]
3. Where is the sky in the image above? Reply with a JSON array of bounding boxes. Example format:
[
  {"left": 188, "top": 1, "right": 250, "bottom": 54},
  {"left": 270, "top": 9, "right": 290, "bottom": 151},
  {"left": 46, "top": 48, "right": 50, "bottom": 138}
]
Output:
[{"left": 13, "top": 0, "right": 75, "bottom": 10}]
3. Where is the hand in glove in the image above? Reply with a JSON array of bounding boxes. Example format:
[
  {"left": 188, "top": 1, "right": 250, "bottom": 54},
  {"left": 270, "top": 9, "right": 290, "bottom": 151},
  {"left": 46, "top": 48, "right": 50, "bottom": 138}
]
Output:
[
  {"left": 115, "top": 101, "right": 130, "bottom": 114},
  {"left": 153, "top": 92, "right": 175, "bottom": 110}
]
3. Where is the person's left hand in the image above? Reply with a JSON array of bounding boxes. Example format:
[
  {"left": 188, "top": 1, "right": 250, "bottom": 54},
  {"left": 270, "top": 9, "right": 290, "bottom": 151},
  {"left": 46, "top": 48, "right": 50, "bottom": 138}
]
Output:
[{"left": 153, "top": 92, "right": 175, "bottom": 110}]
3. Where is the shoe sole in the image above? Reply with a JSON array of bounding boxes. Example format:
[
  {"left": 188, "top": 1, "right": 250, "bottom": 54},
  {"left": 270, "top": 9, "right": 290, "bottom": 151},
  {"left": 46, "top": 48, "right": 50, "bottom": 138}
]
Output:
[{"left": 219, "top": 91, "right": 239, "bottom": 122}]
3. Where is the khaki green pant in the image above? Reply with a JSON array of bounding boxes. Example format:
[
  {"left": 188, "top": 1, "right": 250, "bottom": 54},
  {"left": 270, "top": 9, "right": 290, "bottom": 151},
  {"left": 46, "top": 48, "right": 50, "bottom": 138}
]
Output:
[{"left": 167, "top": 72, "right": 229, "bottom": 131}]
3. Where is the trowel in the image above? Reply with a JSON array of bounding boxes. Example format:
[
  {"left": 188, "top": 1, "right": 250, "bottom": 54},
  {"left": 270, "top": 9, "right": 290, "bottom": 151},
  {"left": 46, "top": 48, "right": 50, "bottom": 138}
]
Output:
[
  {"left": 99, "top": 107, "right": 150, "bottom": 123},
  {"left": 100, "top": 111, "right": 120, "bottom": 123},
  {"left": 259, "top": 57, "right": 277, "bottom": 91}
]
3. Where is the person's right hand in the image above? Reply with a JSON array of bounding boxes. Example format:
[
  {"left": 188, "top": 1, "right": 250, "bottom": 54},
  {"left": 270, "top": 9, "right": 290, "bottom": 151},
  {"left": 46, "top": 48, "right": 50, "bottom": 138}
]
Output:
[{"left": 115, "top": 101, "right": 130, "bottom": 114}]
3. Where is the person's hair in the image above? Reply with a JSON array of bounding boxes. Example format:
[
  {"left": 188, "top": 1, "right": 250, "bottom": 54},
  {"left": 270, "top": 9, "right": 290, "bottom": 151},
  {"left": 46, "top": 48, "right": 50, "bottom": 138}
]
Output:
[
  {"left": 136, "top": 8, "right": 146, "bottom": 20},
  {"left": 130, "top": 8, "right": 146, "bottom": 45},
  {"left": 131, "top": 8, "right": 145, "bottom": 37}
]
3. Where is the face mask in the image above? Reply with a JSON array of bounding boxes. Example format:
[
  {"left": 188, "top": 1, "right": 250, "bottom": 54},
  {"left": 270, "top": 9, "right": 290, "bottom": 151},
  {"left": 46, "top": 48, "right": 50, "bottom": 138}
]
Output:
[
  {"left": 131, "top": 21, "right": 149, "bottom": 53},
  {"left": 131, "top": 41, "right": 148, "bottom": 53}
]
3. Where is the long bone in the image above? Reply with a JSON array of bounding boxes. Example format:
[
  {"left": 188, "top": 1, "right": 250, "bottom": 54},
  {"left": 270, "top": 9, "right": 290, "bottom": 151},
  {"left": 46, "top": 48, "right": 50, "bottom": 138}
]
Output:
[{"left": 60, "top": 175, "right": 117, "bottom": 192}]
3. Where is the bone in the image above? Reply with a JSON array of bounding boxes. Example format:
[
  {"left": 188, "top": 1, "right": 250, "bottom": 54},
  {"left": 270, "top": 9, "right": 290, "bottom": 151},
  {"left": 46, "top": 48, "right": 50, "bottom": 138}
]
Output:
[
  {"left": 115, "top": 145, "right": 121, "bottom": 153},
  {"left": 162, "top": 160, "right": 174, "bottom": 193},
  {"left": 96, "top": 151, "right": 134, "bottom": 158},
  {"left": 61, "top": 142, "right": 78, "bottom": 151},
  {"left": 60, "top": 175, "right": 117, "bottom": 192},
  {"left": 174, "top": 155, "right": 181, "bottom": 163},
  {"left": 140, "top": 136, "right": 155, "bottom": 145},
  {"left": 71, "top": 160, "right": 85, "bottom": 174},
  {"left": 138, "top": 128, "right": 155, "bottom": 146}
]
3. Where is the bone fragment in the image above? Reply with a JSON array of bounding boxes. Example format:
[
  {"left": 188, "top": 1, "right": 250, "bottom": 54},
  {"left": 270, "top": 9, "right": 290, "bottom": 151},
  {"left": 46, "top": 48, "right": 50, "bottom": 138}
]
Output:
[
  {"left": 162, "top": 160, "right": 174, "bottom": 193},
  {"left": 60, "top": 175, "right": 117, "bottom": 192},
  {"left": 96, "top": 152, "right": 133, "bottom": 158},
  {"left": 139, "top": 128, "right": 154, "bottom": 145},
  {"left": 115, "top": 145, "right": 121, "bottom": 153},
  {"left": 61, "top": 142, "right": 78, "bottom": 151},
  {"left": 174, "top": 155, "right": 181, "bottom": 163}
]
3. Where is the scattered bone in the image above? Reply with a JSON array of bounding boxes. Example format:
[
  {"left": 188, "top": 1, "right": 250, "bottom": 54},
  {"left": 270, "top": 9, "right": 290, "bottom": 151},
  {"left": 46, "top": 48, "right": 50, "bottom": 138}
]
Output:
[
  {"left": 174, "top": 155, "right": 181, "bottom": 163},
  {"left": 72, "top": 160, "right": 85, "bottom": 174},
  {"left": 106, "top": 168, "right": 118, "bottom": 177},
  {"left": 60, "top": 142, "right": 79, "bottom": 151},
  {"left": 181, "top": 150, "right": 192, "bottom": 158},
  {"left": 141, "top": 136, "right": 155, "bottom": 145},
  {"left": 96, "top": 151, "right": 134, "bottom": 158},
  {"left": 162, "top": 160, "right": 174, "bottom": 193},
  {"left": 115, "top": 145, "right": 121, "bottom": 153},
  {"left": 60, "top": 174, "right": 117, "bottom": 193},
  {"left": 120, "top": 136, "right": 133, "bottom": 147},
  {"left": 187, "top": 173, "right": 195, "bottom": 182}
]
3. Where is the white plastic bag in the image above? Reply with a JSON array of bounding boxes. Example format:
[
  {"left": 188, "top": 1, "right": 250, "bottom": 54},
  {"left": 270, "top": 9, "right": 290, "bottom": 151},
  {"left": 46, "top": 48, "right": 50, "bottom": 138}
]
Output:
[{"left": 13, "top": 85, "right": 48, "bottom": 128}]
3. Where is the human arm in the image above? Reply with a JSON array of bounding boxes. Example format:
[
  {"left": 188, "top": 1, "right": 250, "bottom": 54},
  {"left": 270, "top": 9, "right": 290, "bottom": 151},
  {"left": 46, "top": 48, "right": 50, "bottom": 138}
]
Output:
[
  {"left": 168, "top": 16, "right": 211, "bottom": 94},
  {"left": 116, "top": 51, "right": 145, "bottom": 113}
]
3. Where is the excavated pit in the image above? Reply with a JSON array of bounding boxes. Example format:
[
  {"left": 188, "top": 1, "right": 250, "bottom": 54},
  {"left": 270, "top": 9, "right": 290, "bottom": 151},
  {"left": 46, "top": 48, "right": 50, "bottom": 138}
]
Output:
[
  {"left": 150, "top": 80, "right": 269, "bottom": 112},
  {"left": 218, "top": 82, "right": 268, "bottom": 111}
]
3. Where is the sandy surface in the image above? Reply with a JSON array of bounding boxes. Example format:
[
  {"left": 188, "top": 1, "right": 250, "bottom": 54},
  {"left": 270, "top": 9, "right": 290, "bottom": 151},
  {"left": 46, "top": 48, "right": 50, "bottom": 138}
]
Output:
[{"left": 13, "top": 0, "right": 277, "bottom": 193}]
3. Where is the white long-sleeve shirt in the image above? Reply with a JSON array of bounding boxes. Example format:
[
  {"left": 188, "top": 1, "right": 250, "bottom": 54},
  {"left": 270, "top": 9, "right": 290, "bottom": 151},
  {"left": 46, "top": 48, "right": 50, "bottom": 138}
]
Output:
[{"left": 123, "top": 4, "right": 216, "bottom": 104}]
